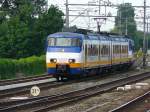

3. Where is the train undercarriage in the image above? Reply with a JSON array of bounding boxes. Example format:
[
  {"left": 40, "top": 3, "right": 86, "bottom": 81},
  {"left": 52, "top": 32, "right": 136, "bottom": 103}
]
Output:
[{"left": 51, "top": 61, "right": 133, "bottom": 81}]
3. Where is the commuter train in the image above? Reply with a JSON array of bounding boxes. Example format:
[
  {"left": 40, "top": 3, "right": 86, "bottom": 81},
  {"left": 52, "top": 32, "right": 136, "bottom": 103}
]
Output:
[{"left": 46, "top": 29, "right": 135, "bottom": 81}]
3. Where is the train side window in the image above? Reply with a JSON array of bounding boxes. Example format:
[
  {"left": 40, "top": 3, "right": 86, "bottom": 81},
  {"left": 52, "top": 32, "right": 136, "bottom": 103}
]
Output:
[
  {"left": 117, "top": 45, "right": 120, "bottom": 54},
  {"left": 88, "top": 44, "right": 91, "bottom": 56},
  {"left": 126, "top": 45, "right": 128, "bottom": 53},
  {"left": 101, "top": 45, "right": 109, "bottom": 57},
  {"left": 87, "top": 44, "right": 99, "bottom": 56},
  {"left": 113, "top": 45, "right": 117, "bottom": 54},
  {"left": 122, "top": 46, "right": 124, "bottom": 53},
  {"left": 105, "top": 45, "right": 109, "bottom": 56},
  {"left": 100, "top": 45, "right": 102, "bottom": 56},
  {"left": 122, "top": 45, "right": 127, "bottom": 54},
  {"left": 101, "top": 45, "right": 104, "bottom": 57}
]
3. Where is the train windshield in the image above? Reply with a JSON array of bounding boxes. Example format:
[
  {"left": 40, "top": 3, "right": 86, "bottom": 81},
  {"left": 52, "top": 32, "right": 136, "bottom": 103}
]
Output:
[{"left": 48, "top": 37, "right": 81, "bottom": 47}]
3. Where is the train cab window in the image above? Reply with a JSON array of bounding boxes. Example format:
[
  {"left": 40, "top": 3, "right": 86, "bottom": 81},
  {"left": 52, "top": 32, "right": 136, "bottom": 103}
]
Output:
[
  {"left": 48, "top": 37, "right": 82, "bottom": 47},
  {"left": 72, "top": 38, "right": 81, "bottom": 46},
  {"left": 48, "top": 38, "right": 55, "bottom": 46}
]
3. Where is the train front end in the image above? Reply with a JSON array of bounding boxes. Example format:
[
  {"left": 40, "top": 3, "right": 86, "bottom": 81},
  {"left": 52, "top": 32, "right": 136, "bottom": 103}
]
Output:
[{"left": 46, "top": 32, "right": 83, "bottom": 80}]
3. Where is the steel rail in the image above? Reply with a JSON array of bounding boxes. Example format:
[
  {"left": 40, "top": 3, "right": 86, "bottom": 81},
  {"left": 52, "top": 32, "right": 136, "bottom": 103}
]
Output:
[
  {"left": 0, "top": 70, "right": 136, "bottom": 104},
  {"left": 0, "top": 71, "right": 117, "bottom": 101},
  {"left": 0, "top": 81, "right": 58, "bottom": 98},
  {"left": 0, "top": 74, "right": 52, "bottom": 86},
  {"left": 0, "top": 72, "right": 149, "bottom": 112},
  {"left": 0, "top": 70, "right": 129, "bottom": 99},
  {"left": 109, "top": 91, "right": 150, "bottom": 112},
  {"left": 0, "top": 73, "right": 107, "bottom": 99}
]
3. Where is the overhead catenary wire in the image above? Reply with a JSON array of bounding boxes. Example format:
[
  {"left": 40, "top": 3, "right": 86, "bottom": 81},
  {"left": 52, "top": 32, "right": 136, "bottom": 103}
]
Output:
[{"left": 51, "top": 0, "right": 150, "bottom": 33}]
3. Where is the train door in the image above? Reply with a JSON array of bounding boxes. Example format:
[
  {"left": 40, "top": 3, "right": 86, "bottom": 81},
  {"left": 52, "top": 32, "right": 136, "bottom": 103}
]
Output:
[
  {"left": 83, "top": 40, "right": 87, "bottom": 67},
  {"left": 110, "top": 38, "right": 113, "bottom": 65}
]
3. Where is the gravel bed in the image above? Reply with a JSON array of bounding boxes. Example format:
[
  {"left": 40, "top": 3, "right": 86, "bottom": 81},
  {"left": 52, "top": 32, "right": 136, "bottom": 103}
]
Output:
[
  {"left": 125, "top": 96, "right": 150, "bottom": 112},
  {"left": 47, "top": 78, "right": 150, "bottom": 112},
  {"left": 19, "top": 69, "right": 149, "bottom": 97},
  {"left": 128, "top": 97, "right": 150, "bottom": 112},
  {"left": 1, "top": 69, "right": 148, "bottom": 103}
]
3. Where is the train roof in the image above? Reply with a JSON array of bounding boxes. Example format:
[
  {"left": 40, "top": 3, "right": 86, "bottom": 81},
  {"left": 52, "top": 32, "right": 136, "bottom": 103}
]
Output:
[
  {"left": 47, "top": 32, "right": 132, "bottom": 42},
  {"left": 47, "top": 32, "right": 84, "bottom": 39}
]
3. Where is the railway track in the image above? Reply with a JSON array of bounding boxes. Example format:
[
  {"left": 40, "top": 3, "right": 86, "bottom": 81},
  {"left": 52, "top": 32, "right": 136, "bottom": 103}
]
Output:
[
  {"left": 109, "top": 90, "right": 150, "bottom": 112},
  {"left": 0, "top": 70, "right": 137, "bottom": 99},
  {"left": 0, "top": 74, "right": 52, "bottom": 86},
  {"left": 0, "top": 80, "right": 58, "bottom": 99},
  {"left": 0, "top": 71, "right": 119, "bottom": 99},
  {"left": 0, "top": 73, "right": 104, "bottom": 98},
  {"left": 0, "top": 71, "right": 149, "bottom": 112}
]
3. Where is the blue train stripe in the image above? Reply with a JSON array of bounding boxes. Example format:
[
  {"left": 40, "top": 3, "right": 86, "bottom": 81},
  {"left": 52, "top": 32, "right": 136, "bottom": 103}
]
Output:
[
  {"left": 47, "top": 47, "right": 81, "bottom": 53},
  {"left": 47, "top": 68, "right": 82, "bottom": 75}
]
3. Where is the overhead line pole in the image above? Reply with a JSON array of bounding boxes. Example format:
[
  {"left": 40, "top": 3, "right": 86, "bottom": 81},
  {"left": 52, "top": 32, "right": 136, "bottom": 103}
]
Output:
[
  {"left": 143, "top": 0, "right": 146, "bottom": 67},
  {"left": 125, "top": 18, "right": 128, "bottom": 35},
  {"left": 119, "top": 11, "right": 122, "bottom": 35},
  {"left": 46, "top": 0, "right": 48, "bottom": 11},
  {"left": 99, "top": 0, "right": 101, "bottom": 15},
  {"left": 147, "top": 18, "right": 149, "bottom": 55},
  {"left": 66, "top": 0, "right": 69, "bottom": 28}
]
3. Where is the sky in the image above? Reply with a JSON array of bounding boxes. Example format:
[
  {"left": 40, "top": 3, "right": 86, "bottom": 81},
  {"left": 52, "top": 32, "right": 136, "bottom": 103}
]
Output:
[{"left": 48, "top": 0, "right": 150, "bottom": 31}]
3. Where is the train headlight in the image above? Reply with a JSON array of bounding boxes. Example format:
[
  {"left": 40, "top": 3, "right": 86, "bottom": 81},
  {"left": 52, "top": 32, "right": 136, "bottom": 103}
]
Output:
[
  {"left": 68, "top": 59, "right": 75, "bottom": 63},
  {"left": 50, "top": 58, "right": 57, "bottom": 63}
]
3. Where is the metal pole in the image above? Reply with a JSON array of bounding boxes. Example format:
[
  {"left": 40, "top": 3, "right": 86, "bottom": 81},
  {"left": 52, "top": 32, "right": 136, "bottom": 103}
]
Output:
[
  {"left": 99, "top": 0, "right": 101, "bottom": 15},
  {"left": 105, "top": 2, "right": 106, "bottom": 16},
  {"left": 125, "top": 18, "right": 128, "bottom": 35},
  {"left": 87, "top": 3, "right": 90, "bottom": 29},
  {"left": 147, "top": 19, "right": 149, "bottom": 52},
  {"left": 66, "top": 0, "right": 69, "bottom": 28},
  {"left": 87, "top": 10, "right": 90, "bottom": 29},
  {"left": 119, "top": 11, "right": 122, "bottom": 35},
  {"left": 46, "top": 0, "right": 48, "bottom": 11},
  {"left": 97, "top": 21, "right": 101, "bottom": 33},
  {"left": 143, "top": 0, "right": 146, "bottom": 67}
]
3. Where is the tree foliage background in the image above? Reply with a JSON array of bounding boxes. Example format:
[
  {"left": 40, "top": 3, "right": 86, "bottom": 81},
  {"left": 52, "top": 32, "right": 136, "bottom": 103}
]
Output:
[
  {"left": 0, "top": 0, "right": 64, "bottom": 58},
  {"left": 112, "top": 3, "right": 150, "bottom": 50},
  {"left": 114, "top": 3, "right": 137, "bottom": 37}
]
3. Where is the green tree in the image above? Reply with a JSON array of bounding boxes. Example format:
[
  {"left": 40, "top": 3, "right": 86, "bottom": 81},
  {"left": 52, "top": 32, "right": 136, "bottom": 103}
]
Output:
[
  {"left": 0, "top": 1, "right": 64, "bottom": 58},
  {"left": 135, "top": 31, "right": 150, "bottom": 50},
  {"left": 115, "top": 3, "right": 137, "bottom": 37},
  {"left": 34, "top": 5, "right": 64, "bottom": 54},
  {"left": 0, "top": 16, "right": 32, "bottom": 58},
  {"left": 0, "top": 0, "right": 46, "bottom": 16}
]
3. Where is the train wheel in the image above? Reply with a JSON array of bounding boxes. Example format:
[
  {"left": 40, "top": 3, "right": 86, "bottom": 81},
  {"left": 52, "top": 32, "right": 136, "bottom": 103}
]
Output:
[
  {"left": 56, "top": 76, "right": 61, "bottom": 82},
  {"left": 60, "top": 76, "right": 64, "bottom": 81},
  {"left": 56, "top": 77, "right": 59, "bottom": 82}
]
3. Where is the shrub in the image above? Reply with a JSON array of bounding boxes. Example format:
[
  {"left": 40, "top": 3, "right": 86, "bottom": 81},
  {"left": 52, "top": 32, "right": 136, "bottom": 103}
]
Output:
[
  {"left": 0, "top": 59, "right": 17, "bottom": 79},
  {"left": 0, "top": 55, "right": 46, "bottom": 80}
]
